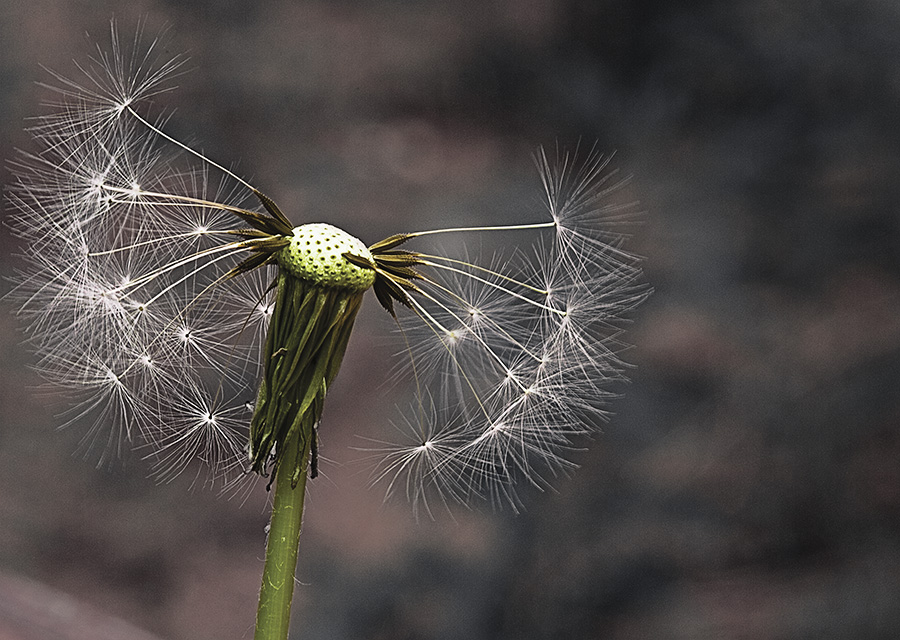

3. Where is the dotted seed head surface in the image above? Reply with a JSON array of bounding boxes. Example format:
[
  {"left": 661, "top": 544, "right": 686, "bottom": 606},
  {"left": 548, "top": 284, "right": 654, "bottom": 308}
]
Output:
[{"left": 277, "top": 223, "right": 376, "bottom": 291}]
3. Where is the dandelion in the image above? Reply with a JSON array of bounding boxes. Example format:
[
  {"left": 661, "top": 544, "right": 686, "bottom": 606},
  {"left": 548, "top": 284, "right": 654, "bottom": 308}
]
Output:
[{"left": 7, "top": 25, "right": 648, "bottom": 640}]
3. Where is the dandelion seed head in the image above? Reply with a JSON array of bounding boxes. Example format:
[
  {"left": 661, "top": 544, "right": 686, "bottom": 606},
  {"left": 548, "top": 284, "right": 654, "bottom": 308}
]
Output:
[
  {"left": 9, "top": 28, "right": 648, "bottom": 506},
  {"left": 278, "top": 223, "right": 376, "bottom": 290}
]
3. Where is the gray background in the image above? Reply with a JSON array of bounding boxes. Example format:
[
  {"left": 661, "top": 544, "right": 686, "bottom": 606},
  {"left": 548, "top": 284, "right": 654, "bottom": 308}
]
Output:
[{"left": 2, "top": 1, "right": 899, "bottom": 639}]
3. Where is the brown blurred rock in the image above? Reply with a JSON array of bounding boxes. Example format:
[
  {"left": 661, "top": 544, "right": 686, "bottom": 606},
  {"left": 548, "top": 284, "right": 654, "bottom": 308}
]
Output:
[{"left": 0, "top": 573, "right": 167, "bottom": 640}]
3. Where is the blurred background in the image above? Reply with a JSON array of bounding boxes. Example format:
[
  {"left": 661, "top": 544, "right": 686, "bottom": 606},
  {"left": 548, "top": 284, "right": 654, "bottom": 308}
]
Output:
[{"left": 2, "top": 1, "right": 899, "bottom": 638}]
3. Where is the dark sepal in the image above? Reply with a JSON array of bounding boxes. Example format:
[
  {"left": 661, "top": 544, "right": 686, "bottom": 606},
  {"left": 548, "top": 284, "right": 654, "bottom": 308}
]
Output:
[
  {"left": 252, "top": 189, "right": 294, "bottom": 235},
  {"left": 371, "top": 270, "right": 420, "bottom": 318},
  {"left": 372, "top": 276, "right": 398, "bottom": 317},
  {"left": 342, "top": 251, "right": 377, "bottom": 270},
  {"left": 226, "top": 251, "right": 278, "bottom": 279},
  {"left": 373, "top": 250, "right": 426, "bottom": 268},
  {"left": 369, "top": 233, "right": 412, "bottom": 253}
]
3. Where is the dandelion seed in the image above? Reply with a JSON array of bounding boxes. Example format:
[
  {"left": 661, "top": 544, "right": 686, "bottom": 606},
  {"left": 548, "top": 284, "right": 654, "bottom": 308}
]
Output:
[{"left": 8, "top": 26, "right": 648, "bottom": 512}]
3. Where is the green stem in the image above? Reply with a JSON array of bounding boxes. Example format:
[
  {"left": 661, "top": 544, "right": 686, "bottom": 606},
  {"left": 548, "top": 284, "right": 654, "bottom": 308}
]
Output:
[{"left": 254, "top": 432, "right": 311, "bottom": 640}]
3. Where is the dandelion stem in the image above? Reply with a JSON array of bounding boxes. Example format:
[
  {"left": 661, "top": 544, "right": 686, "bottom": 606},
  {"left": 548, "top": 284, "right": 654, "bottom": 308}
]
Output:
[{"left": 254, "top": 429, "right": 311, "bottom": 640}]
